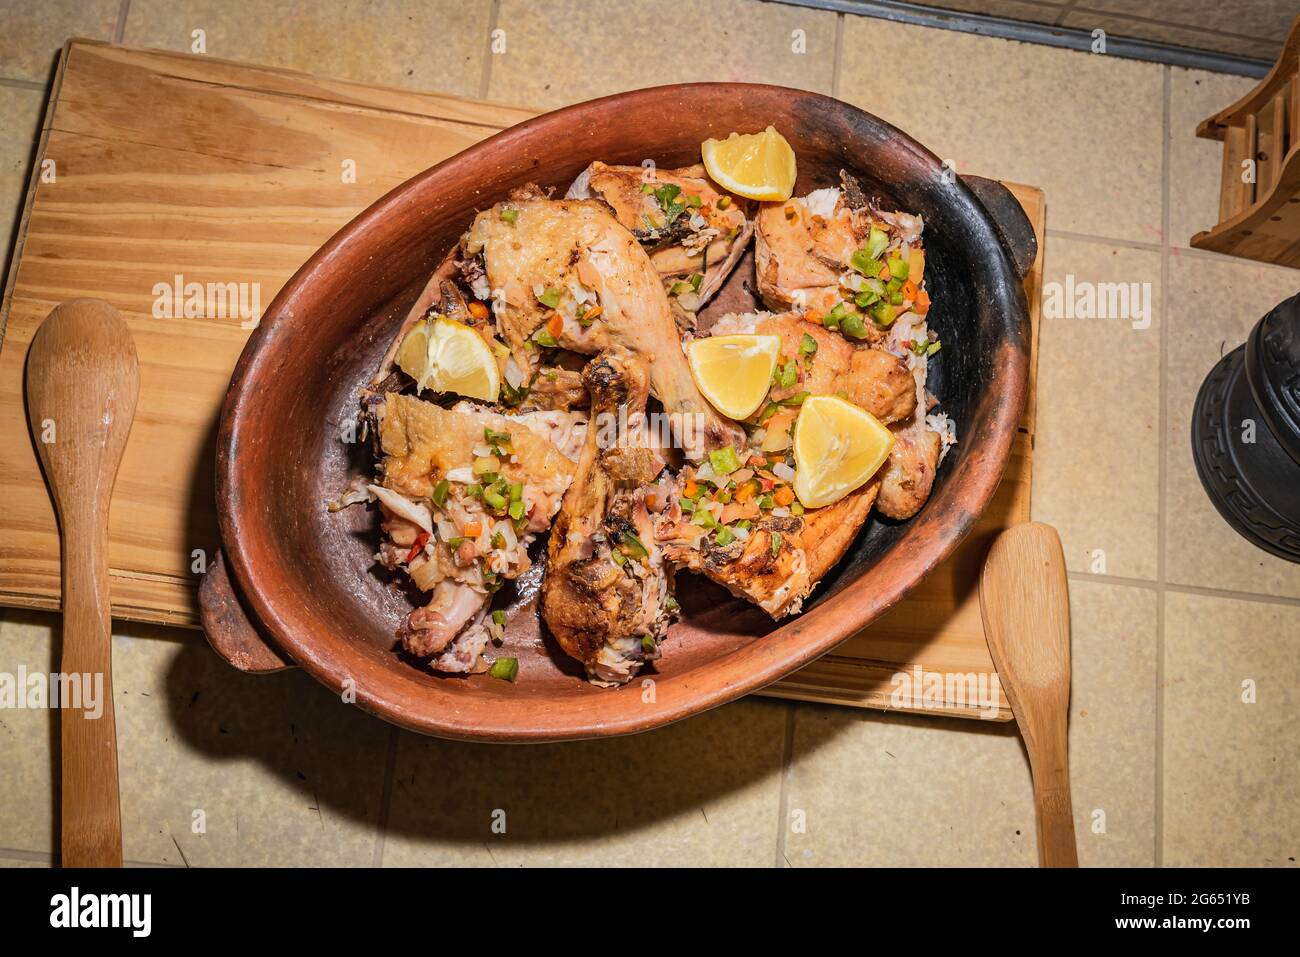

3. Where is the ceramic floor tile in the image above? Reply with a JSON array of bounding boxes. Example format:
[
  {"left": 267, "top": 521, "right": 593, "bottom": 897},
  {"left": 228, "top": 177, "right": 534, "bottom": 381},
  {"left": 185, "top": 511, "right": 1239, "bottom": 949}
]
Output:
[
  {"left": 1067, "top": 579, "right": 1158, "bottom": 866},
  {"left": 0, "top": 610, "right": 59, "bottom": 857},
  {"left": 1032, "top": 235, "right": 1163, "bottom": 580},
  {"left": 1163, "top": 591, "right": 1300, "bottom": 866},
  {"left": 1, "top": 84, "right": 45, "bottom": 278},
  {"left": 111, "top": 623, "right": 392, "bottom": 866},
  {"left": 0, "top": 853, "right": 51, "bottom": 867},
  {"left": 0, "top": 610, "right": 393, "bottom": 866},
  {"left": 0, "top": 0, "right": 119, "bottom": 84},
  {"left": 486, "top": 0, "right": 838, "bottom": 111},
  {"left": 1061, "top": 11, "right": 1281, "bottom": 59},
  {"left": 1168, "top": 67, "right": 1259, "bottom": 250},
  {"left": 1076, "top": 1, "right": 1297, "bottom": 47},
  {"left": 837, "top": 16, "right": 1164, "bottom": 244},
  {"left": 123, "top": 0, "right": 491, "bottom": 98},
  {"left": 1164, "top": 252, "right": 1300, "bottom": 599},
  {"left": 383, "top": 697, "right": 788, "bottom": 867},
  {"left": 784, "top": 580, "right": 1157, "bottom": 866}
]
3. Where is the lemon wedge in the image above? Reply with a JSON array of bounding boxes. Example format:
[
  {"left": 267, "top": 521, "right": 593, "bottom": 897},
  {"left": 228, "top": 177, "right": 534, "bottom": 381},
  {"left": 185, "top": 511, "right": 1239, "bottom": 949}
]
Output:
[
  {"left": 701, "top": 126, "right": 797, "bottom": 202},
  {"left": 396, "top": 315, "right": 500, "bottom": 402},
  {"left": 687, "top": 333, "right": 782, "bottom": 420},
  {"left": 792, "top": 395, "right": 894, "bottom": 508}
]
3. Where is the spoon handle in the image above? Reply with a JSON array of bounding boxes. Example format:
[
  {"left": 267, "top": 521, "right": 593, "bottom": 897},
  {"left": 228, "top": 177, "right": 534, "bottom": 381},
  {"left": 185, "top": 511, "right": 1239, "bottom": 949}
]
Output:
[
  {"left": 58, "top": 507, "right": 123, "bottom": 868},
  {"left": 1029, "top": 723, "right": 1078, "bottom": 868}
]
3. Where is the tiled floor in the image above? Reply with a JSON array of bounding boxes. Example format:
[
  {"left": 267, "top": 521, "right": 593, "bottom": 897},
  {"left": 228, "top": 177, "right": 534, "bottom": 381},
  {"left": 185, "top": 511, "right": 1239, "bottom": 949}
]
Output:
[{"left": 2, "top": 0, "right": 1298, "bottom": 868}]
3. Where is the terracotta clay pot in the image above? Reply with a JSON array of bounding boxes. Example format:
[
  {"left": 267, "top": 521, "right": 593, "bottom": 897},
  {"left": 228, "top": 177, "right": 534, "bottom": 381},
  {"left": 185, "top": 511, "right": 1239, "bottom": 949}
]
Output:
[{"left": 205, "top": 84, "right": 1034, "bottom": 742}]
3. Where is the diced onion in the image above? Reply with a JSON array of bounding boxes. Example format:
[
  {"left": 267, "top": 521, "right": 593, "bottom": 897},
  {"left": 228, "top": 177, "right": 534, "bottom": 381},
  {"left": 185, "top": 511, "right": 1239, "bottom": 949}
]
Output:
[{"left": 367, "top": 484, "right": 432, "bottom": 533}]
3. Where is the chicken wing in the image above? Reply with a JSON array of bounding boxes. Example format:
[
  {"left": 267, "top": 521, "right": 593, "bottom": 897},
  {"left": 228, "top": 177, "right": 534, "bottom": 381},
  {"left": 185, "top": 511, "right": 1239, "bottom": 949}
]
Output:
[
  {"left": 463, "top": 185, "right": 744, "bottom": 458},
  {"left": 541, "top": 349, "right": 677, "bottom": 686}
]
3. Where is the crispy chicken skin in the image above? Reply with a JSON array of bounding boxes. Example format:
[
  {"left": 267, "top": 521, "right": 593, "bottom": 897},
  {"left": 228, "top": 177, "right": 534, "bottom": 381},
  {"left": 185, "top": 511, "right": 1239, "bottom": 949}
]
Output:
[
  {"left": 567, "top": 161, "right": 753, "bottom": 324},
  {"left": 378, "top": 393, "right": 575, "bottom": 501},
  {"left": 465, "top": 185, "right": 743, "bottom": 458},
  {"left": 877, "top": 412, "right": 942, "bottom": 520},
  {"left": 542, "top": 350, "right": 675, "bottom": 685},
  {"left": 709, "top": 312, "right": 916, "bottom": 425},
  {"left": 376, "top": 394, "right": 580, "bottom": 670}
]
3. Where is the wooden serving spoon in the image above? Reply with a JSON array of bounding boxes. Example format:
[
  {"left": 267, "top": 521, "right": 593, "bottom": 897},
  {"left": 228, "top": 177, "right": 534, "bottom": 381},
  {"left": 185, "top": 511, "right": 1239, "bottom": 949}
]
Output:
[
  {"left": 979, "top": 522, "right": 1078, "bottom": 868},
  {"left": 26, "top": 298, "right": 139, "bottom": 868}
]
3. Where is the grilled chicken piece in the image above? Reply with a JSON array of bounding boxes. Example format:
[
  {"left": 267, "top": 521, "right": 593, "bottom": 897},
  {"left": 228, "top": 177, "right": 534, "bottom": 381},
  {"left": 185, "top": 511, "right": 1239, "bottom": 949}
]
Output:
[
  {"left": 876, "top": 309, "right": 953, "bottom": 521},
  {"left": 655, "top": 308, "right": 920, "bottom": 616},
  {"left": 567, "top": 161, "right": 752, "bottom": 327},
  {"left": 519, "top": 365, "right": 588, "bottom": 413},
  {"left": 708, "top": 312, "right": 916, "bottom": 426},
  {"left": 754, "top": 174, "right": 925, "bottom": 335},
  {"left": 376, "top": 393, "right": 580, "bottom": 672},
  {"left": 753, "top": 176, "right": 950, "bottom": 522},
  {"left": 464, "top": 185, "right": 743, "bottom": 458},
  {"left": 877, "top": 412, "right": 941, "bottom": 520},
  {"left": 658, "top": 480, "right": 880, "bottom": 618},
  {"left": 542, "top": 350, "right": 676, "bottom": 685}
]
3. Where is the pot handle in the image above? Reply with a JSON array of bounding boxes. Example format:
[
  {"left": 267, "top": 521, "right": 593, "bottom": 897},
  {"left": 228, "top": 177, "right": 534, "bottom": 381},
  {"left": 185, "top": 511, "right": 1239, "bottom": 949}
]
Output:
[
  {"left": 199, "top": 549, "right": 294, "bottom": 673},
  {"left": 961, "top": 175, "right": 1038, "bottom": 280}
]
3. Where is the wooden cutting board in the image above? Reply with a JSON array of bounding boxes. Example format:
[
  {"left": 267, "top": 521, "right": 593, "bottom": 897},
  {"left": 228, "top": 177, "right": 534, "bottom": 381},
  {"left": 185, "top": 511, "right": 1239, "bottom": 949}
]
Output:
[{"left": 0, "top": 40, "right": 1042, "bottom": 721}]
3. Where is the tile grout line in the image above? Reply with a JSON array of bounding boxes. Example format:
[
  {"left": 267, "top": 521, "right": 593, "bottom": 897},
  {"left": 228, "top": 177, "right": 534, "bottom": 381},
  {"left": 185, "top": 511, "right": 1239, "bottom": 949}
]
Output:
[
  {"left": 371, "top": 725, "right": 401, "bottom": 867},
  {"left": 1046, "top": 228, "right": 1161, "bottom": 253},
  {"left": 1154, "top": 63, "right": 1172, "bottom": 870},
  {"left": 0, "top": 847, "right": 51, "bottom": 863},
  {"left": 0, "top": 77, "right": 45, "bottom": 91},
  {"left": 115, "top": 0, "right": 131, "bottom": 44},
  {"left": 1069, "top": 570, "right": 1300, "bottom": 609},
  {"left": 831, "top": 11, "right": 845, "bottom": 100},
  {"left": 773, "top": 702, "right": 796, "bottom": 868},
  {"left": 1048, "top": 226, "right": 1300, "bottom": 272},
  {"left": 478, "top": 0, "right": 501, "bottom": 103}
]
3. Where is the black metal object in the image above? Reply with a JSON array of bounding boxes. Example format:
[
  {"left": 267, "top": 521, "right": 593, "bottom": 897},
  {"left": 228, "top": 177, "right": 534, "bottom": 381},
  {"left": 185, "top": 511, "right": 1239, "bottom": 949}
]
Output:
[{"left": 1191, "top": 293, "right": 1300, "bottom": 562}]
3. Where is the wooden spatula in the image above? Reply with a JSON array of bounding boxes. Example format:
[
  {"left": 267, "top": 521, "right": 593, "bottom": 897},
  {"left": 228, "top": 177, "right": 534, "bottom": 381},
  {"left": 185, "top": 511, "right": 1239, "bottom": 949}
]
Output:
[
  {"left": 26, "top": 298, "right": 139, "bottom": 868},
  {"left": 979, "top": 522, "right": 1078, "bottom": 868}
]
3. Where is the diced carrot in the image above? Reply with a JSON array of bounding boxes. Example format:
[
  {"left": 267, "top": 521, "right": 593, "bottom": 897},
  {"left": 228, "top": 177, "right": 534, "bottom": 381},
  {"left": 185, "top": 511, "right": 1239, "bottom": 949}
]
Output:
[
  {"left": 914, "top": 289, "right": 931, "bottom": 314},
  {"left": 546, "top": 312, "right": 564, "bottom": 338},
  {"left": 734, "top": 481, "right": 757, "bottom": 503},
  {"left": 804, "top": 311, "right": 823, "bottom": 325},
  {"left": 645, "top": 491, "right": 659, "bottom": 511},
  {"left": 463, "top": 520, "right": 483, "bottom": 538},
  {"left": 748, "top": 455, "right": 767, "bottom": 467},
  {"left": 683, "top": 479, "right": 699, "bottom": 498},
  {"left": 582, "top": 304, "right": 603, "bottom": 322},
  {"left": 467, "top": 301, "right": 489, "bottom": 320},
  {"left": 773, "top": 486, "right": 795, "bottom": 507},
  {"left": 878, "top": 263, "right": 891, "bottom": 281},
  {"left": 720, "top": 501, "right": 761, "bottom": 525},
  {"left": 902, "top": 279, "right": 918, "bottom": 301}
]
